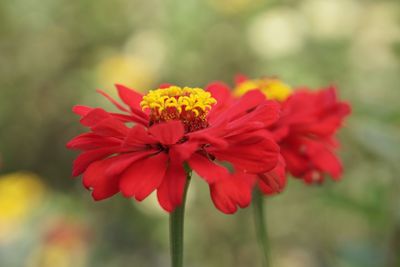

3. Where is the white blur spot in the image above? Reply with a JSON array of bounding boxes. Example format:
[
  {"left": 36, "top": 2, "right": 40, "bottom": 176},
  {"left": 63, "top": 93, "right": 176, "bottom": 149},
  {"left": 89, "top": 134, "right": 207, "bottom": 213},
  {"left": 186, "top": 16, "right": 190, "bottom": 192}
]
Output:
[
  {"left": 247, "top": 8, "right": 306, "bottom": 59},
  {"left": 301, "top": 0, "right": 362, "bottom": 40},
  {"left": 349, "top": 2, "right": 400, "bottom": 70},
  {"left": 124, "top": 30, "right": 167, "bottom": 73}
]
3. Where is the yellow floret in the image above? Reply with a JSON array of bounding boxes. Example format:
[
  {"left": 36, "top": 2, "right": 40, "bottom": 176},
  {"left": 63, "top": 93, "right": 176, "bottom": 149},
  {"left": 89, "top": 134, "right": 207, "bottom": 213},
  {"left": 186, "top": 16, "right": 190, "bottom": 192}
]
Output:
[
  {"left": 234, "top": 78, "right": 292, "bottom": 101},
  {"left": 141, "top": 86, "right": 217, "bottom": 116}
]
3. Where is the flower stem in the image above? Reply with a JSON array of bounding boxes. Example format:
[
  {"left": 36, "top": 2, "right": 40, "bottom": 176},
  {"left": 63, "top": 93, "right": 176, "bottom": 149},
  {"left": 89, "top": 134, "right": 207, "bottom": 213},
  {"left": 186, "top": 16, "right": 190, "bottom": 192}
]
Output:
[
  {"left": 253, "top": 188, "right": 271, "bottom": 267},
  {"left": 169, "top": 168, "right": 191, "bottom": 267}
]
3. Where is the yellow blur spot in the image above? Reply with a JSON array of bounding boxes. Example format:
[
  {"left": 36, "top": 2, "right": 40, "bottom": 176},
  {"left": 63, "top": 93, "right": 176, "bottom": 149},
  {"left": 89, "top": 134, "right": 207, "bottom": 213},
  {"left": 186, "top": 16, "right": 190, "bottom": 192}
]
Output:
[
  {"left": 234, "top": 78, "right": 292, "bottom": 101},
  {"left": 96, "top": 54, "right": 154, "bottom": 93},
  {"left": 141, "top": 86, "right": 217, "bottom": 116},
  {"left": 0, "top": 172, "right": 45, "bottom": 240}
]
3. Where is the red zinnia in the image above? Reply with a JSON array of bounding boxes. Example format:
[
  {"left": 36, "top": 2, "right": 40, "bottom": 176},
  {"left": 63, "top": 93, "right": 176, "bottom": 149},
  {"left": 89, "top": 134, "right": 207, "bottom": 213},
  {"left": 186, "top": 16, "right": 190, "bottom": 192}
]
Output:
[
  {"left": 233, "top": 75, "right": 351, "bottom": 185},
  {"left": 271, "top": 87, "right": 351, "bottom": 183},
  {"left": 67, "top": 84, "right": 280, "bottom": 213}
]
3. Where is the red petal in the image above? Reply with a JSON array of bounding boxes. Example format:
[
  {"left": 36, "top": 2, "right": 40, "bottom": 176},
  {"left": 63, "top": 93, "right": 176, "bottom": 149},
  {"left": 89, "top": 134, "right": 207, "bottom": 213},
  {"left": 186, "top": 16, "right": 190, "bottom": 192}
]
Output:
[
  {"left": 110, "top": 113, "right": 148, "bottom": 126},
  {"left": 168, "top": 142, "right": 199, "bottom": 162},
  {"left": 119, "top": 153, "right": 168, "bottom": 201},
  {"left": 91, "top": 117, "right": 129, "bottom": 138},
  {"left": 67, "top": 133, "right": 120, "bottom": 150},
  {"left": 281, "top": 147, "right": 309, "bottom": 178},
  {"left": 305, "top": 139, "right": 342, "bottom": 179},
  {"left": 123, "top": 125, "right": 157, "bottom": 149},
  {"left": 82, "top": 158, "right": 120, "bottom": 200},
  {"left": 206, "top": 82, "right": 235, "bottom": 123},
  {"left": 105, "top": 150, "right": 157, "bottom": 176},
  {"left": 157, "top": 161, "right": 187, "bottom": 212},
  {"left": 212, "top": 138, "right": 279, "bottom": 174},
  {"left": 234, "top": 74, "right": 249, "bottom": 84},
  {"left": 210, "top": 172, "right": 255, "bottom": 214},
  {"left": 115, "top": 84, "right": 143, "bottom": 111},
  {"left": 80, "top": 108, "right": 111, "bottom": 127},
  {"left": 159, "top": 83, "right": 173, "bottom": 89},
  {"left": 97, "top": 89, "right": 130, "bottom": 112},
  {"left": 230, "top": 101, "right": 280, "bottom": 128},
  {"left": 73, "top": 105, "right": 93, "bottom": 116},
  {"left": 258, "top": 156, "right": 287, "bottom": 195},
  {"left": 216, "top": 90, "right": 266, "bottom": 123},
  {"left": 148, "top": 121, "right": 184, "bottom": 145},
  {"left": 206, "top": 82, "right": 232, "bottom": 102},
  {"left": 72, "top": 147, "right": 119, "bottom": 176},
  {"left": 188, "top": 153, "right": 229, "bottom": 183},
  {"left": 97, "top": 87, "right": 149, "bottom": 124},
  {"left": 188, "top": 130, "right": 229, "bottom": 150}
]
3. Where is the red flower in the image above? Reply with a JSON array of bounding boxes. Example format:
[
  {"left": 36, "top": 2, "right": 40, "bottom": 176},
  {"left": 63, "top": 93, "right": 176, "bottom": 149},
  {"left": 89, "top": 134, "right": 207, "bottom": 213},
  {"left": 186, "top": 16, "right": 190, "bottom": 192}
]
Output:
[
  {"left": 67, "top": 84, "right": 280, "bottom": 214},
  {"left": 233, "top": 76, "right": 351, "bottom": 185},
  {"left": 272, "top": 87, "right": 351, "bottom": 183}
]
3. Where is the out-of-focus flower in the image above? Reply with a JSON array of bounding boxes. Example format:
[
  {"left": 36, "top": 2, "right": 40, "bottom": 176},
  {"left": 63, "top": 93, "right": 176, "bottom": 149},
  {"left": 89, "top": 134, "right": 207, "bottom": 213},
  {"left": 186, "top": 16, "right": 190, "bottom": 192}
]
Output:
[
  {"left": 301, "top": 0, "right": 362, "bottom": 40},
  {"left": 96, "top": 31, "right": 166, "bottom": 93},
  {"left": 273, "top": 87, "right": 351, "bottom": 184},
  {"left": 233, "top": 76, "right": 351, "bottom": 185},
  {"left": 67, "top": 84, "right": 280, "bottom": 214},
  {"left": 96, "top": 53, "right": 155, "bottom": 93},
  {"left": 27, "top": 219, "right": 90, "bottom": 267},
  {"left": 124, "top": 30, "right": 166, "bottom": 73},
  {"left": 234, "top": 74, "right": 292, "bottom": 102},
  {"left": 247, "top": 8, "right": 306, "bottom": 59},
  {"left": 0, "top": 172, "right": 45, "bottom": 241}
]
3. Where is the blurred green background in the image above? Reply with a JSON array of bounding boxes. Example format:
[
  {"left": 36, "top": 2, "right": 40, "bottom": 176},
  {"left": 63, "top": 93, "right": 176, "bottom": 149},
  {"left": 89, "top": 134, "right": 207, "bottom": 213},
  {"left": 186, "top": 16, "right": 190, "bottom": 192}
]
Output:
[{"left": 1, "top": 0, "right": 400, "bottom": 266}]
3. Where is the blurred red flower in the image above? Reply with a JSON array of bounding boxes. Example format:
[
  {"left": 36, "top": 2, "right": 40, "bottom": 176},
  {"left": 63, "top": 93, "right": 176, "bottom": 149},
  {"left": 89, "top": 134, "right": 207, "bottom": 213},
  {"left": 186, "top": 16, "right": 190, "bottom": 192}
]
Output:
[
  {"left": 271, "top": 87, "right": 351, "bottom": 183},
  {"left": 67, "top": 85, "right": 280, "bottom": 213},
  {"left": 232, "top": 75, "right": 351, "bottom": 186}
]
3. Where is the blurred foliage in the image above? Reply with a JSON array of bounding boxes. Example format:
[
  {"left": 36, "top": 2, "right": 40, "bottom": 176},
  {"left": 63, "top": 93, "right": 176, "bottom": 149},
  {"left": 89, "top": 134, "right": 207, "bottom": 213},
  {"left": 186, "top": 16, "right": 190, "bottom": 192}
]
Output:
[{"left": 0, "top": 0, "right": 400, "bottom": 266}]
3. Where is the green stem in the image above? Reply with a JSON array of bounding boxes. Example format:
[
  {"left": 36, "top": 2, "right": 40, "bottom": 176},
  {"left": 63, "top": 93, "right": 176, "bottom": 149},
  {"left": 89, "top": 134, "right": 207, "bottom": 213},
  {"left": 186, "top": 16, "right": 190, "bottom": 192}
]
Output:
[
  {"left": 253, "top": 188, "right": 270, "bottom": 267},
  {"left": 169, "top": 169, "right": 191, "bottom": 267}
]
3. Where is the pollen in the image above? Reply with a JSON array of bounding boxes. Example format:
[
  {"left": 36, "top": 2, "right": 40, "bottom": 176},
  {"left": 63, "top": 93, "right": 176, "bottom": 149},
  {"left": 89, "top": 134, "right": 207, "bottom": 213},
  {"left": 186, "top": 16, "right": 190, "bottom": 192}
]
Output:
[
  {"left": 234, "top": 78, "right": 292, "bottom": 101},
  {"left": 141, "top": 86, "right": 217, "bottom": 132}
]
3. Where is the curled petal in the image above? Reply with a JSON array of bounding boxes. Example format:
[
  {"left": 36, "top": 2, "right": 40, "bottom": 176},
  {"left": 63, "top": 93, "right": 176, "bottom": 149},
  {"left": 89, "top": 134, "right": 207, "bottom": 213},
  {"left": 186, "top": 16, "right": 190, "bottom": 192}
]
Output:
[
  {"left": 83, "top": 158, "right": 121, "bottom": 200},
  {"left": 258, "top": 156, "right": 287, "bottom": 195},
  {"left": 210, "top": 172, "right": 255, "bottom": 214}
]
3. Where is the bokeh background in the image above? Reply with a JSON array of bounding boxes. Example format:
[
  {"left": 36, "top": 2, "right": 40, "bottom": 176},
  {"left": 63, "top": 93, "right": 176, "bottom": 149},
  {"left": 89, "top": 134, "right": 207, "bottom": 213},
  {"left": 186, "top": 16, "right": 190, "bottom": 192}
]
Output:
[{"left": 1, "top": 0, "right": 400, "bottom": 266}]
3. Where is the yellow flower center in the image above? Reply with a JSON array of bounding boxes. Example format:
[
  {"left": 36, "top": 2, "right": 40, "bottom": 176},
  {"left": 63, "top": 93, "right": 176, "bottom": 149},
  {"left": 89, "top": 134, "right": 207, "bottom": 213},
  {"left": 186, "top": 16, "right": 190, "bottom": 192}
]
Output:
[
  {"left": 234, "top": 78, "right": 292, "bottom": 101},
  {"left": 141, "top": 86, "right": 217, "bottom": 132}
]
